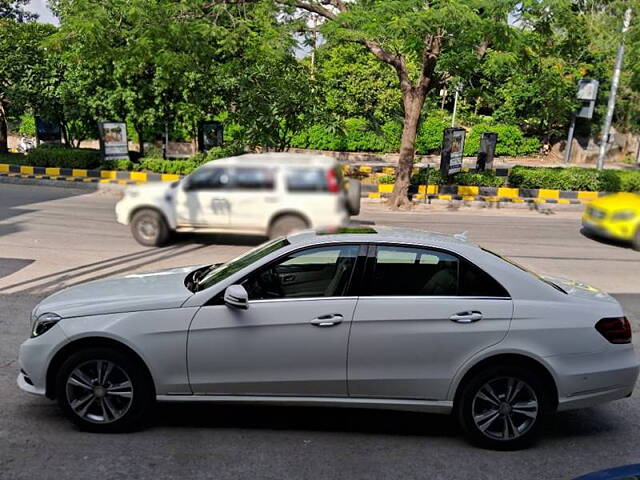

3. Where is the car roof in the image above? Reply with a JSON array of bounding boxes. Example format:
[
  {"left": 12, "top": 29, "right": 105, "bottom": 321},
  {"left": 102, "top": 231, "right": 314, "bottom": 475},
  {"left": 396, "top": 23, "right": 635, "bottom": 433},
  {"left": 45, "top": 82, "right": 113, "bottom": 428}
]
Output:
[
  {"left": 286, "top": 226, "right": 473, "bottom": 250},
  {"left": 205, "top": 152, "right": 338, "bottom": 168}
]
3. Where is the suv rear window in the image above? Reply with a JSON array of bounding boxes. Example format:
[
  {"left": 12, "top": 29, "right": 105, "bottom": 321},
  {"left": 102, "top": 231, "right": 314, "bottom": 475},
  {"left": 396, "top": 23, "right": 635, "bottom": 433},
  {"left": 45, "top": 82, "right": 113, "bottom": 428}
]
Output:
[{"left": 286, "top": 168, "right": 333, "bottom": 192}]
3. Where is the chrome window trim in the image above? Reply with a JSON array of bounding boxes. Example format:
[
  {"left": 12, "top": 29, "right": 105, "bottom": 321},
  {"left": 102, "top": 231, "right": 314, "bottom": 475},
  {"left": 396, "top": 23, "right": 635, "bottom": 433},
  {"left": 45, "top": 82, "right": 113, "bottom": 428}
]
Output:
[{"left": 246, "top": 295, "right": 510, "bottom": 304}]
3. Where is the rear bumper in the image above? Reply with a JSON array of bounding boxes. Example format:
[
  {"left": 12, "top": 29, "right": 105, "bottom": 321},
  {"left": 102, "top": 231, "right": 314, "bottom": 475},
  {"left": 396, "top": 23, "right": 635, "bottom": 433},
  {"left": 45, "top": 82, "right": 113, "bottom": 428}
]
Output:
[{"left": 549, "top": 347, "right": 640, "bottom": 411}]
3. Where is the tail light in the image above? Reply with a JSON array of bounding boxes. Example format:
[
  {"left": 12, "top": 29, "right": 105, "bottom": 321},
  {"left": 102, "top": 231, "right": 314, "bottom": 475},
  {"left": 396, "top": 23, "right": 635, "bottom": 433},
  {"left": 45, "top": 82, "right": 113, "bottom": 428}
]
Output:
[
  {"left": 595, "top": 317, "right": 632, "bottom": 344},
  {"left": 326, "top": 168, "right": 340, "bottom": 193}
]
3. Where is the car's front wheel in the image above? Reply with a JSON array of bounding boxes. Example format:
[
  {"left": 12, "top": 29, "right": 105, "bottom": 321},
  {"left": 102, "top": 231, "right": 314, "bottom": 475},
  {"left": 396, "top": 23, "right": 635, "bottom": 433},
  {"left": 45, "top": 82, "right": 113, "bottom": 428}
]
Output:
[
  {"left": 456, "top": 365, "right": 550, "bottom": 450},
  {"left": 55, "top": 347, "right": 154, "bottom": 432},
  {"left": 130, "top": 208, "right": 170, "bottom": 247}
]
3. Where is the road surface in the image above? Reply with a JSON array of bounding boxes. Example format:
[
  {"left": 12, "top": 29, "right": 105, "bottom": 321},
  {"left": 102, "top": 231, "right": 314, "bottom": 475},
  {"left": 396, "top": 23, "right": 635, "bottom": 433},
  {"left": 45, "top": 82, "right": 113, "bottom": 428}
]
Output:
[{"left": 1, "top": 183, "right": 639, "bottom": 480}]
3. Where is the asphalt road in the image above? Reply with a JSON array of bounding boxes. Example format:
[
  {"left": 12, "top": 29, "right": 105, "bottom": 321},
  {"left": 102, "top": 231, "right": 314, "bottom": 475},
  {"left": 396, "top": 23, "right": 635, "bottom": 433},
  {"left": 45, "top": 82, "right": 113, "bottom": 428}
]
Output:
[{"left": 1, "top": 183, "right": 640, "bottom": 480}]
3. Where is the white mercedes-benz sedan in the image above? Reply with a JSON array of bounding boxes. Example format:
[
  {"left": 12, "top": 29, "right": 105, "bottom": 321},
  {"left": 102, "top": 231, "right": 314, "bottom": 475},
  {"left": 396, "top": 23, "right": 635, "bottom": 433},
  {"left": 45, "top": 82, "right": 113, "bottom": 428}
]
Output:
[{"left": 18, "top": 227, "right": 639, "bottom": 449}]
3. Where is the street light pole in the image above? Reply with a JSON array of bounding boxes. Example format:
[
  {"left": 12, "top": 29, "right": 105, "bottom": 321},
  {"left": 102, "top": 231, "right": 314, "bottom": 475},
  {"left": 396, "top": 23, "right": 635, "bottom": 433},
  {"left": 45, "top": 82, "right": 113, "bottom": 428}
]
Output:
[
  {"left": 597, "top": 8, "right": 632, "bottom": 170},
  {"left": 451, "top": 87, "right": 459, "bottom": 127}
]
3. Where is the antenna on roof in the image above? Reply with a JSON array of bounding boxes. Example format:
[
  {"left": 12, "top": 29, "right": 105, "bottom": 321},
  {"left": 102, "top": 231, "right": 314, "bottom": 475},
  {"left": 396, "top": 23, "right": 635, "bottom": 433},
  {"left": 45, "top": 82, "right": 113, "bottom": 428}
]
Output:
[{"left": 454, "top": 231, "right": 468, "bottom": 241}]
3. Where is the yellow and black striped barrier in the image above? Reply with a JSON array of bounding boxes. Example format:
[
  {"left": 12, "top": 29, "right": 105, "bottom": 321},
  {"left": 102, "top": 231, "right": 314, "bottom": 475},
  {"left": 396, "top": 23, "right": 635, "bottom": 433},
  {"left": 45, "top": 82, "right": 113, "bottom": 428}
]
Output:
[
  {"left": 0, "top": 163, "right": 180, "bottom": 185},
  {"left": 369, "top": 183, "right": 601, "bottom": 205}
]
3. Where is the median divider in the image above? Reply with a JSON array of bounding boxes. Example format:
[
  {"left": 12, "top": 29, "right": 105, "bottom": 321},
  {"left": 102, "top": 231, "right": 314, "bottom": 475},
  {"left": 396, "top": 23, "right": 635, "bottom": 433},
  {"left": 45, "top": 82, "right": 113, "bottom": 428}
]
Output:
[
  {"left": 370, "top": 183, "right": 604, "bottom": 205},
  {"left": 0, "top": 163, "right": 180, "bottom": 185}
]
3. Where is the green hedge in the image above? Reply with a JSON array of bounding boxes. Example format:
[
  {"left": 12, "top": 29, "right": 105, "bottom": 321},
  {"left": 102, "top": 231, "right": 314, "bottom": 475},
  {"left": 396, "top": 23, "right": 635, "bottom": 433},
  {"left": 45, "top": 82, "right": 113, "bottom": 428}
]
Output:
[
  {"left": 463, "top": 124, "right": 540, "bottom": 157},
  {"left": 22, "top": 147, "right": 101, "bottom": 169},
  {"left": 0, "top": 152, "right": 27, "bottom": 165},
  {"left": 379, "top": 169, "right": 504, "bottom": 187},
  {"left": 509, "top": 166, "right": 640, "bottom": 192}
]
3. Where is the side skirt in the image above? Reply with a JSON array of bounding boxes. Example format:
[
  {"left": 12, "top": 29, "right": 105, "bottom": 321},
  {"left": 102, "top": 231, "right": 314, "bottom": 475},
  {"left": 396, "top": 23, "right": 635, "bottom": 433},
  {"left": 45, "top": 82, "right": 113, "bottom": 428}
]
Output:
[{"left": 156, "top": 394, "right": 453, "bottom": 414}]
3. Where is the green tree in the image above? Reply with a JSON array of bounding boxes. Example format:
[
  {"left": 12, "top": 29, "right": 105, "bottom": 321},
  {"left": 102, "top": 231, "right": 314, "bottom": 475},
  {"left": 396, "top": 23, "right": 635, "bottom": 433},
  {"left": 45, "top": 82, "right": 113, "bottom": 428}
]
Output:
[
  {"left": 278, "top": 0, "right": 516, "bottom": 207},
  {"left": 0, "top": 0, "right": 37, "bottom": 22}
]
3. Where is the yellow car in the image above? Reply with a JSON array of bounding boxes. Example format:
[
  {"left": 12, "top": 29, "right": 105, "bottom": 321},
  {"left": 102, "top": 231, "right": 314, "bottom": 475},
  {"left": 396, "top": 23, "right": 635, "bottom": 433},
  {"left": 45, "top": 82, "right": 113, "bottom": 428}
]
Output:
[{"left": 582, "top": 192, "right": 640, "bottom": 250}]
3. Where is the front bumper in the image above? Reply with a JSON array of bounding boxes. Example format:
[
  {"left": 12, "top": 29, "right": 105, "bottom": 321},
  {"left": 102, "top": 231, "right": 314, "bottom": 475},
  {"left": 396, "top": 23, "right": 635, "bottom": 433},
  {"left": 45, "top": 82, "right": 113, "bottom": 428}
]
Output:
[
  {"left": 17, "top": 323, "right": 68, "bottom": 397},
  {"left": 582, "top": 217, "right": 637, "bottom": 241},
  {"left": 115, "top": 199, "right": 130, "bottom": 225}
]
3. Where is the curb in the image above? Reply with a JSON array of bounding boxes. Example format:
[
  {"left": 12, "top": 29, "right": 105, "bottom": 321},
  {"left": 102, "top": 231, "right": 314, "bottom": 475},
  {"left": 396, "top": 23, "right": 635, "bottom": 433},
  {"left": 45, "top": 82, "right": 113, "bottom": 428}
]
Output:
[
  {"left": 371, "top": 183, "right": 601, "bottom": 205},
  {"left": 0, "top": 174, "right": 126, "bottom": 191},
  {"left": 0, "top": 163, "right": 180, "bottom": 185}
]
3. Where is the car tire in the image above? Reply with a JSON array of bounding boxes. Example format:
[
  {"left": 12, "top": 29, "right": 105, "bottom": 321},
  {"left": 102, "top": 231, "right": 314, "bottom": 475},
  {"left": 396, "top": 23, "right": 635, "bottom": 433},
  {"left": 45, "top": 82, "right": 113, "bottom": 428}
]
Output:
[
  {"left": 456, "top": 365, "right": 551, "bottom": 450},
  {"left": 268, "top": 214, "right": 308, "bottom": 239},
  {"left": 632, "top": 227, "right": 640, "bottom": 251},
  {"left": 55, "top": 347, "right": 154, "bottom": 433},
  {"left": 131, "top": 209, "right": 170, "bottom": 247},
  {"left": 346, "top": 179, "right": 361, "bottom": 216}
]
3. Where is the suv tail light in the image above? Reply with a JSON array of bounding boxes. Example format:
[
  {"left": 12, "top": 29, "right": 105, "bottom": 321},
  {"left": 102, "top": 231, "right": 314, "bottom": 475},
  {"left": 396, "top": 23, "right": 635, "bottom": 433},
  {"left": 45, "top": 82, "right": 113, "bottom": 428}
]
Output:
[
  {"left": 326, "top": 168, "right": 340, "bottom": 193},
  {"left": 595, "top": 317, "right": 632, "bottom": 344}
]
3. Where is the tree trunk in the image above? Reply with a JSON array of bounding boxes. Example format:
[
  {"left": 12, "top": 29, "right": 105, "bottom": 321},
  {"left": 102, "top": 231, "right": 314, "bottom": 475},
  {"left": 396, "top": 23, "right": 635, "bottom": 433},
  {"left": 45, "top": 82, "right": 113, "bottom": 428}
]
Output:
[
  {"left": 135, "top": 124, "right": 144, "bottom": 156},
  {"left": 389, "top": 89, "right": 426, "bottom": 209},
  {"left": 0, "top": 102, "right": 8, "bottom": 154}
]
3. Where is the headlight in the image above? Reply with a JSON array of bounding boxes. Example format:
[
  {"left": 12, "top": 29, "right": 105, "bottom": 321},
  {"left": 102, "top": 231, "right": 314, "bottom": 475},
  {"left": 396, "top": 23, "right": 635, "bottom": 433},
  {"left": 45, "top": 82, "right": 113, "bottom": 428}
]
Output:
[
  {"left": 611, "top": 210, "right": 636, "bottom": 221},
  {"left": 31, "top": 312, "right": 62, "bottom": 338}
]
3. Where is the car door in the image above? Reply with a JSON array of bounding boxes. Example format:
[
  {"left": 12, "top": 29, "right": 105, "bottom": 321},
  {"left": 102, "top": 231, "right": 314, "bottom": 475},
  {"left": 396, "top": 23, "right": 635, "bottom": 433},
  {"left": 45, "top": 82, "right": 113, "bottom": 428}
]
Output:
[
  {"left": 347, "top": 244, "right": 513, "bottom": 401},
  {"left": 187, "top": 243, "right": 362, "bottom": 396},
  {"left": 225, "top": 167, "right": 278, "bottom": 230},
  {"left": 174, "top": 166, "right": 231, "bottom": 227}
]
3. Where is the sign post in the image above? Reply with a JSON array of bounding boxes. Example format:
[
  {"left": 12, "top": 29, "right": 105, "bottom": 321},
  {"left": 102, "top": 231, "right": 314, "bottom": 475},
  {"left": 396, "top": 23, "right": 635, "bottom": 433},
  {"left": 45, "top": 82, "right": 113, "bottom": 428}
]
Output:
[
  {"left": 35, "top": 117, "right": 62, "bottom": 147},
  {"left": 476, "top": 132, "right": 498, "bottom": 172},
  {"left": 440, "top": 128, "right": 466, "bottom": 178},
  {"left": 98, "top": 122, "right": 129, "bottom": 163},
  {"left": 198, "top": 121, "right": 224, "bottom": 151},
  {"left": 564, "top": 79, "right": 599, "bottom": 164}
]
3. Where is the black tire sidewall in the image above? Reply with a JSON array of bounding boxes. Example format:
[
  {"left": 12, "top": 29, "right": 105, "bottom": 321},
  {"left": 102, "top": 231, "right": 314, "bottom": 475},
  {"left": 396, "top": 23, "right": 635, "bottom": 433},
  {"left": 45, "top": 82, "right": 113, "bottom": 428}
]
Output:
[
  {"left": 55, "top": 347, "right": 154, "bottom": 433},
  {"left": 456, "top": 365, "right": 551, "bottom": 450},
  {"left": 131, "top": 209, "right": 170, "bottom": 247},
  {"left": 346, "top": 179, "right": 361, "bottom": 216},
  {"left": 632, "top": 227, "right": 640, "bottom": 251}
]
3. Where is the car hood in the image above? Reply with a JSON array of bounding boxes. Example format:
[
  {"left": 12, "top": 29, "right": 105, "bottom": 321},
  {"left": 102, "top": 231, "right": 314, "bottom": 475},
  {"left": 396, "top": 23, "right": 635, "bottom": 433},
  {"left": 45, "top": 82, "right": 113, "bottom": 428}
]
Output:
[
  {"left": 542, "top": 275, "right": 617, "bottom": 303},
  {"left": 33, "top": 265, "right": 202, "bottom": 319}
]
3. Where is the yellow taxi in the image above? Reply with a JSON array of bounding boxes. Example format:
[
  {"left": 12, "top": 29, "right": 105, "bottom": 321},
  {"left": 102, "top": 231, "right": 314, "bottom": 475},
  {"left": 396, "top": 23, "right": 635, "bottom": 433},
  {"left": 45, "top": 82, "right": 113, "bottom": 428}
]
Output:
[{"left": 582, "top": 192, "right": 640, "bottom": 250}]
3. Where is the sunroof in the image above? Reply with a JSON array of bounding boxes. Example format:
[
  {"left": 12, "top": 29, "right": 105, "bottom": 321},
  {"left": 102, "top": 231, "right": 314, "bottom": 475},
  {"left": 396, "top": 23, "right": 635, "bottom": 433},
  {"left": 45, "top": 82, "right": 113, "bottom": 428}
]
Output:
[{"left": 317, "top": 227, "right": 377, "bottom": 235}]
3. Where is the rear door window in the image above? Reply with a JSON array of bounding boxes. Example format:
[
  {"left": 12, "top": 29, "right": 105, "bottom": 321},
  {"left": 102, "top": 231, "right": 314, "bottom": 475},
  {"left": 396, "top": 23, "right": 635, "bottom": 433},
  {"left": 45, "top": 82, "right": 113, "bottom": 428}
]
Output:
[
  {"left": 366, "top": 245, "right": 509, "bottom": 297},
  {"left": 286, "top": 168, "right": 328, "bottom": 192}
]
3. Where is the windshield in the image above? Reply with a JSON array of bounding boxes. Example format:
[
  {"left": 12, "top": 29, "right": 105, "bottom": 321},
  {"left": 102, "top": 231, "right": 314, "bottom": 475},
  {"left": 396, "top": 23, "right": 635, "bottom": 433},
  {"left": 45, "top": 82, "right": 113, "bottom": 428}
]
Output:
[
  {"left": 482, "top": 248, "right": 567, "bottom": 294},
  {"left": 196, "top": 238, "right": 290, "bottom": 291}
]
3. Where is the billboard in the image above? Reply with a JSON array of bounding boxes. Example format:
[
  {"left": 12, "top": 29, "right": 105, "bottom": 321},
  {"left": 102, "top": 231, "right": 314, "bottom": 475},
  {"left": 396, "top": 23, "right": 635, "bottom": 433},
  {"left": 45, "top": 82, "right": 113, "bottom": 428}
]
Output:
[
  {"left": 198, "top": 121, "right": 224, "bottom": 151},
  {"left": 35, "top": 117, "right": 61, "bottom": 144},
  {"left": 440, "top": 128, "right": 466, "bottom": 176},
  {"left": 476, "top": 132, "right": 498, "bottom": 172},
  {"left": 98, "top": 122, "right": 129, "bottom": 161}
]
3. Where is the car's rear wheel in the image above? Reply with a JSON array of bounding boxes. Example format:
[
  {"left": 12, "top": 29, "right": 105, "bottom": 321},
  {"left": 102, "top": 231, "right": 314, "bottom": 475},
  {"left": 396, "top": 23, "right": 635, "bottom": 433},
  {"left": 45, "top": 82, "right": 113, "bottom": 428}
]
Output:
[
  {"left": 55, "top": 347, "right": 154, "bottom": 432},
  {"left": 268, "top": 214, "right": 308, "bottom": 239},
  {"left": 456, "top": 365, "right": 550, "bottom": 450},
  {"left": 131, "top": 208, "right": 170, "bottom": 247},
  {"left": 632, "top": 227, "right": 640, "bottom": 251}
]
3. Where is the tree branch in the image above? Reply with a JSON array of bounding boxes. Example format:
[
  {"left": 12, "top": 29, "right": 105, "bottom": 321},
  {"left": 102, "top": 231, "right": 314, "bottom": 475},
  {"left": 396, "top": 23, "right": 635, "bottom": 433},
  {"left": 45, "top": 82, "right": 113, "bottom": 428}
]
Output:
[{"left": 417, "top": 29, "right": 444, "bottom": 94}]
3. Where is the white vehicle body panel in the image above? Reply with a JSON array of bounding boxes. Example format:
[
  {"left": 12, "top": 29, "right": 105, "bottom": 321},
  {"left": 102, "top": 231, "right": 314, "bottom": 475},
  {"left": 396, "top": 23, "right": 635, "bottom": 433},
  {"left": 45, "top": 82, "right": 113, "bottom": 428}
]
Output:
[{"left": 17, "top": 227, "right": 639, "bottom": 418}]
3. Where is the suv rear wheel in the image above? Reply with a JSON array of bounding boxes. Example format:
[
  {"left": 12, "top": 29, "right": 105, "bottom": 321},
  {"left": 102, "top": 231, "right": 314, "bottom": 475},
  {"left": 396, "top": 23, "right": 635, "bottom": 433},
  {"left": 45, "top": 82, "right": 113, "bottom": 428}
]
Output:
[
  {"left": 131, "top": 208, "right": 170, "bottom": 247},
  {"left": 268, "top": 214, "right": 308, "bottom": 239},
  {"left": 457, "top": 365, "right": 551, "bottom": 450}
]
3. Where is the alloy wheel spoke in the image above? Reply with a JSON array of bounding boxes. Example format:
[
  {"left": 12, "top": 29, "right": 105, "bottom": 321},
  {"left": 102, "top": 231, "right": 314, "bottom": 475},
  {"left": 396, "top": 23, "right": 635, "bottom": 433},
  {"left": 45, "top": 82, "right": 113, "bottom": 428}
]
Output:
[
  {"left": 505, "top": 378, "right": 515, "bottom": 404},
  {"left": 102, "top": 397, "right": 119, "bottom": 420},
  {"left": 502, "top": 415, "right": 510, "bottom": 439},
  {"left": 101, "top": 362, "right": 115, "bottom": 385},
  {"left": 506, "top": 414, "right": 521, "bottom": 438},
  {"left": 107, "top": 381, "right": 133, "bottom": 398},
  {"left": 508, "top": 380, "right": 525, "bottom": 404},
  {"left": 71, "top": 392, "right": 95, "bottom": 417},
  {"left": 67, "top": 374, "right": 93, "bottom": 391},
  {"left": 474, "top": 408, "right": 500, "bottom": 424},
  {"left": 476, "top": 391, "right": 499, "bottom": 407},
  {"left": 482, "top": 384, "right": 502, "bottom": 405},
  {"left": 477, "top": 411, "right": 501, "bottom": 432}
]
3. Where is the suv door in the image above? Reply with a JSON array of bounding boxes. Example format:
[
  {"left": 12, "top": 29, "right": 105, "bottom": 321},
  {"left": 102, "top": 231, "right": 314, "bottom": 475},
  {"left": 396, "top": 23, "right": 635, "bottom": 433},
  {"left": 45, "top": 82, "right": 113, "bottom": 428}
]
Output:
[
  {"left": 347, "top": 245, "right": 513, "bottom": 401},
  {"left": 225, "top": 167, "right": 278, "bottom": 231},
  {"left": 174, "top": 166, "right": 231, "bottom": 227},
  {"left": 187, "top": 244, "right": 362, "bottom": 396}
]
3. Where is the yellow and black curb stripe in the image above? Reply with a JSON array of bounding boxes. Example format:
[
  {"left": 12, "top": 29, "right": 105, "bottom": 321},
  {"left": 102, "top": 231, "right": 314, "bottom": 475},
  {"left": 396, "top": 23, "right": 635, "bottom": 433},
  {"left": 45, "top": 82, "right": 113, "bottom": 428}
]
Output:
[
  {"left": 369, "top": 183, "right": 602, "bottom": 205},
  {"left": 345, "top": 164, "right": 511, "bottom": 178},
  {"left": 0, "top": 164, "right": 180, "bottom": 185}
]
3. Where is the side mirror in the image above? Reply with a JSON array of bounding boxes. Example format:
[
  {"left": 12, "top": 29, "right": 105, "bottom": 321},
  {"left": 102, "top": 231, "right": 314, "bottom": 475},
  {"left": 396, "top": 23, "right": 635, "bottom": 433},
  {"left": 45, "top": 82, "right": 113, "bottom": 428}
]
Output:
[{"left": 224, "top": 284, "right": 248, "bottom": 310}]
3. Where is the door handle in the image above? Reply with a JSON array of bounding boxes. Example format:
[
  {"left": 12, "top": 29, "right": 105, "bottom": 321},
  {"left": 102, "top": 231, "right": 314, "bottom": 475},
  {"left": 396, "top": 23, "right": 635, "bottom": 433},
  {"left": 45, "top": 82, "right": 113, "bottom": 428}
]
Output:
[
  {"left": 449, "top": 311, "right": 483, "bottom": 323},
  {"left": 311, "top": 314, "right": 344, "bottom": 327}
]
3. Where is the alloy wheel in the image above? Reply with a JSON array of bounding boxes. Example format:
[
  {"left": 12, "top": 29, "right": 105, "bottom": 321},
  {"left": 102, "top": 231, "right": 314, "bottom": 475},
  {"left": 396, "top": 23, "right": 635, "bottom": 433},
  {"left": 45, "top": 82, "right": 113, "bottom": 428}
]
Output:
[
  {"left": 65, "top": 359, "right": 134, "bottom": 424},
  {"left": 471, "top": 376, "right": 539, "bottom": 441}
]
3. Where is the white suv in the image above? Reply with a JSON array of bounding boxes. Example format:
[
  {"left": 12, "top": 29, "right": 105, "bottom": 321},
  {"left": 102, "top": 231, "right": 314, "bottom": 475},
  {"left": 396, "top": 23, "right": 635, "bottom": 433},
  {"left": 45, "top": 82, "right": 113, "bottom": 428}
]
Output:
[{"left": 115, "top": 153, "right": 360, "bottom": 246}]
